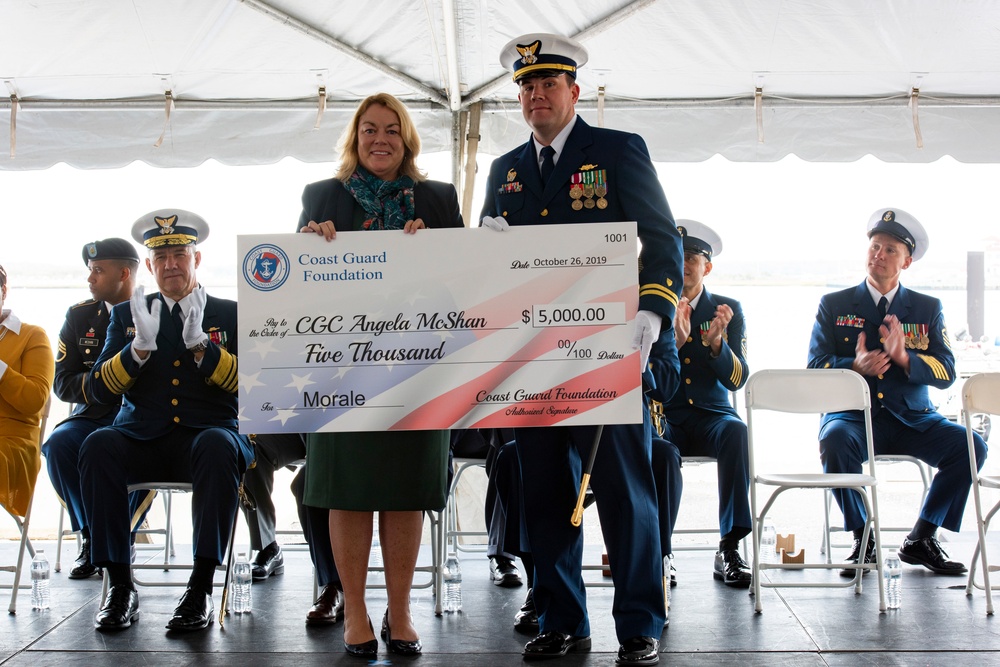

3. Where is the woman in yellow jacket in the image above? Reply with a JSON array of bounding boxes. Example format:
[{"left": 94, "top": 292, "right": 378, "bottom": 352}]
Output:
[{"left": 0, "top": 264, "right": 54, "bottom": 518}]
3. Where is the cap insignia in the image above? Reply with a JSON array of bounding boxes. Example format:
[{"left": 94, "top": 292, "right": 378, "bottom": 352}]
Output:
[
  {"left": 677, "top": 226, "right": 687, "bottom": 237},
  {"left": 883, "top": 210, "right": 895, "bottom": 223},
  {"left": 516, "top": 40, "right": 540, "bottom": 65},
  {"left": 86, "top": 243, "right": 98, "bottom": 258},
  {"left": 155, "top": 214, "right": 178, "bottom": 235}
]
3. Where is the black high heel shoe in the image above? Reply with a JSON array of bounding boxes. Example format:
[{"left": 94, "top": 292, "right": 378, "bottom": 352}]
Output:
[
  {"left": 344, "top": 615, "right": 378, "bottom": 659},
  {"left": 381, "top": 609, "right": 423, "bottom": 656}
]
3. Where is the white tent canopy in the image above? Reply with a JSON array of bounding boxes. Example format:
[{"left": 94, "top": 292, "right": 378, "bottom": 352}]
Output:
[{"left": 3, "top": 0, "right": 1000, "bottom": 172}]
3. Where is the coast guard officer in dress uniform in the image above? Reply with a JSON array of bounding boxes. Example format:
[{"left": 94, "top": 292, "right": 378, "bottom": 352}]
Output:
[
  {"left": 43, "top": 238, "right": 154, "bottom": 579},
  {"left": 808, "top": 208, "right": 987, "bottom": 576},
  {"left": 80, "top": 209, "right": 252, "bottom": 632},
  {"left": 647, "top": 221, "right": 752, "bottom": 588},
  {"left": 480, "top": 33, "right": 684, "bottom": 666}
]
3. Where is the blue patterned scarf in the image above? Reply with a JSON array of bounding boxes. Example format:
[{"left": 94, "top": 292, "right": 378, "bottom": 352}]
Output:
[{"left": 344, "top": 166, "right": 415, "bottom": 231}]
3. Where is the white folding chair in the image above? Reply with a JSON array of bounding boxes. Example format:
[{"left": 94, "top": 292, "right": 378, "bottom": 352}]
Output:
[
  {"left": 746, "top": 369, "right": 885, "bottom": 613},
  {"left": 100, "top": 483, "right": 233, "bottom": 598},
  {"left": 658, "top": 391, "right": 749, "bottom": 556},
  {"left": 821, "top": 455, "right": 932, "bottom": 563},
  {"left": 444, "top": 457, "right": 489, "bottom": 557},
  {"left": 962, "top": 372, "right": 1000, "bottom": 614},
  {"left": 369, "top": 509, "right": 442, "bottom": 604},
  {"left": 2, "top": 395, "right": 50, "bottom": 613},
  {"left": 56, "top": 489, "right": 174, "bottom": 572}
]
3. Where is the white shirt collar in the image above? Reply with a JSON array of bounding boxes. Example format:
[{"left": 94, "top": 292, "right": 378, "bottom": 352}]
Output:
[
  {"left": 0, "top": 310, "right": 23, "bottom": 335},
  {"left": 866, "top": 281, "right": 899, "bottom": 309},
  {"left": 159, "top": 289, "right": 200, "bottom": 319},
  {"left": 687, "top": 287, "right": 705, "bottom": 311},
  {"left": 532, "top": 115, "right": 578, "bottom": 170}
]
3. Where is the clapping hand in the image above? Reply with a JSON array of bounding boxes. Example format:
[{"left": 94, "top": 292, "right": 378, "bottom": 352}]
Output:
[
  {"left": 183, "top": 285, "right": 208, "bottom": 351},
  {"left": 852, "top": 331, "right": 891, "bottom": 376},
  {"left": 673, "top": 298, "right": 692, "bottom": 350},
  {"left": 130, "top": 286, "right": 161, "bottom": 352},
  {"left": 705, "top": 304, "right": 734, "bottom": 355}
]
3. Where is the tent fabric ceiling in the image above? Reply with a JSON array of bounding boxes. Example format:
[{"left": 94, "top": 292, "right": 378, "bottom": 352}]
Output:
[{"left": 2, "top": 0, "right": 1000, "bottom": 170}]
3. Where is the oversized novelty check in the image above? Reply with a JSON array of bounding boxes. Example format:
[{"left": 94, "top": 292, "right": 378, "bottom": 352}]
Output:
[{"left": 237, "top": 222, "right": 641, "bottom": 434}]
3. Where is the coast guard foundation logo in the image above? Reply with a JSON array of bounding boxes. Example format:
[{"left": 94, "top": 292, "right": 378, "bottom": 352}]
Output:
[{"left": 243, "top": 243, "right": 290, "bottom": 292}]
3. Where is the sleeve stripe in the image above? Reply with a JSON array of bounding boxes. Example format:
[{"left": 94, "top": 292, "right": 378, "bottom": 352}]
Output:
[
  {"left": 730, "top": 354, "right": 744, "bottom": 387},
  {"left": 99, "top": 353, "right": 134, "bottom": 394},
  {"left": 210, "top": 349, "right": 239, "bottom": 393},
  {"left": 916, "top": 353, "right": 951, "bottom": 381},
  {"left": 639, "top": 283, "right": 679, "bottom": 307}
]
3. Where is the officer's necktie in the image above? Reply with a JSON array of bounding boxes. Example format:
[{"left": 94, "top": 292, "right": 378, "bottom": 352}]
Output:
[
  {"left": 877, "top": 296, "right": 888, "bottom": 319},
  {"left": 539, "top": 145, "right": 555, "bottom": 183},
  {"left": 171, "top": 303, "right": 183, "bottom": 334}
]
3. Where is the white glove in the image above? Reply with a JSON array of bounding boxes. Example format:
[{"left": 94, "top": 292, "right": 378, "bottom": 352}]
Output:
[
  {"left": 130, "top": 286, "right": 162, "bottom": 352},
  {"left": 480, "top": 215, "right": 510, "bottom": 231},
  {"left": 631, "top": 310, "right": 663, "bottom": 369},
  {"left": 188, "top": 284, "right": 207, "bottom": 314},
  {"left": 182, "top": 285, "right": 209, "bottom": 350},
  {"left": 183, "top": 306, "right": 208, "bottom": 350}
]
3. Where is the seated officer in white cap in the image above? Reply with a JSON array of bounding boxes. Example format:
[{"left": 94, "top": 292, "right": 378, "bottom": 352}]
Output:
[
  {"left": 80, "top": 210, "right": 252, "bottom": 632},
  {"left": 481, "top": 32, "right": 683, "bottom": 666},
  {"left": 648, "top": 221, "right": 752, "bottom": 588},
  {"left": 42, "top": 238, "right": 155, "bottom": 580},
  {"left": 808, "top": 208, "right": 987, "bottom": 576}
]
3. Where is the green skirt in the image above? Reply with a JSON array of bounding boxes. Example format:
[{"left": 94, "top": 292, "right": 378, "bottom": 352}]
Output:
[{"left": 303, "top": 430, "right": 449, "bottom": 511}]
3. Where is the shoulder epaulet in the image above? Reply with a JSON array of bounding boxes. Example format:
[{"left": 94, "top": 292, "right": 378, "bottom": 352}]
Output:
[{"left": 70, "top": 298, "right": 100, "bottom": 309}]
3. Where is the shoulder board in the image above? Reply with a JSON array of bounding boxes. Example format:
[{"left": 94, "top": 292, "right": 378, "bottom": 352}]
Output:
[{"left": 71, "top": 298, "right": 99, "bottom": 309}]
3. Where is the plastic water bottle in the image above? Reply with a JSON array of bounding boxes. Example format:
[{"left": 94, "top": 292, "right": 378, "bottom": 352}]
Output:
[
  {"left": 884, "top": 550, "right": 902, "bottom": 609},
  {"left": 232, "top": 552, "right": 252, "bottom": 613},
  {"left": 662, "top": 555, "right": 671, "bottom": 609},
  {"left": 31, "top": 549, "right": 50, "bottom": 610},
  {"left": 760, "top": 520, "right": 777, "bottom": 564},
  {"left": 443, "top": 554, "right": 463, "bottom": 613}
]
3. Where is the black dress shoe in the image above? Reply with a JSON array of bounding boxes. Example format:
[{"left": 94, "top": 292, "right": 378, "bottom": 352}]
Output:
[
  {"left": 69, "top": 537, "right": 101, "bottom": 579},
  {"left": 305, "top": 584, "right": 344, "bottom": 625},
  {"left": 344, "top": 616, "right": 378, "bottom": 659},
  {"left": 490, "top": 556, "right": 523, "bottom": 587},
  {"left": 514, "top": 588, "right": 539, "bottom": 634},
  {"left": 899, "top": 536, "right": 968, "bottom": 575},
  {"left": 94, "top": 585, "right": 140, "bottom": 631},
  {"left": 523, "top": 631, "right": 592, "bottom": 659},
  {"left": 165, "top": 588, "right": 214, "bottom": 631},
  {"left": 381, "top": 609, "right": 422, "bottom": 655},
  {"left": 251, "top": 544, "right": 284, "bottom": 580},
  {"left": 839, "top": 535, "right": 877, "bottom": 577},
  {"left": 714, "top": 549, "right": 752, "bottom": 587},
  {"left": 617, "top": 636, "right": 659, "bottom": 665}
]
